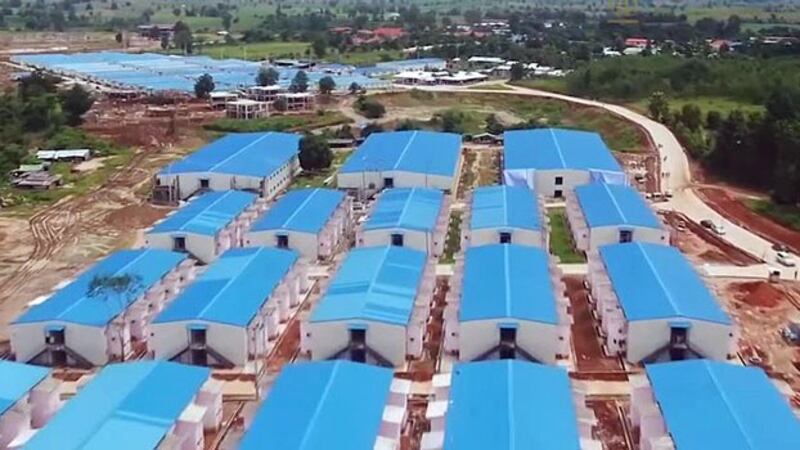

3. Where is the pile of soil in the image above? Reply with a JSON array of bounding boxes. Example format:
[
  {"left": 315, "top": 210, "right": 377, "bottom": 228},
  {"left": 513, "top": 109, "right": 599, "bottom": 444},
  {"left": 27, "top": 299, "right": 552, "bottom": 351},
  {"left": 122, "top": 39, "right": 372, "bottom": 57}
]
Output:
[
  {"left": 105, "top": 204, "right": 169, "bottom": 229},
  {"left": 735, "top": 281, "right": 784, "bottom": 308}
]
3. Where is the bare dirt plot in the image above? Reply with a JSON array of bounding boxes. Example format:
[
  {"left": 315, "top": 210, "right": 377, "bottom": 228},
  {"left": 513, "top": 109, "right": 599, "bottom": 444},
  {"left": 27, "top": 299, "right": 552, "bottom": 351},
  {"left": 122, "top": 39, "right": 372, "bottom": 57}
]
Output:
[
  {"left": 698, "top": 186, "right": 800, "bottom": 253},
  {"left": 661, "top": 210, "right": 761, "bottom": 266},
  {"left": 712, "top": 278, "right": 800, "bottom": 390},
  {"left": 565, "top": 276, "right": 626, "bottom": 376},
  {"left": 587, "top": 398, "right": 631, "bottom": 450}
]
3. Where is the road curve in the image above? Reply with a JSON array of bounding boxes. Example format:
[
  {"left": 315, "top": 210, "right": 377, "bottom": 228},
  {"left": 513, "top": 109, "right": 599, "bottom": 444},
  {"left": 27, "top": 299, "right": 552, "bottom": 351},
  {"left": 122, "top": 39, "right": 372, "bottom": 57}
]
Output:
[{"left": 415, "top": 84, "right": 787, "bottom": 275}]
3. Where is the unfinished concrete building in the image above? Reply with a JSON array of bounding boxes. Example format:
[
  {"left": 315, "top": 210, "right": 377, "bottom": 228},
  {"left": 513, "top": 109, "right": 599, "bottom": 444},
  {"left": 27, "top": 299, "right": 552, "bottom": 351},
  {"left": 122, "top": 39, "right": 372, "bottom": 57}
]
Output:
[
  {"left": 11, "top": 249, "right": 196, "bottom": 367},
  {"left": 301, "top": 245, "right": 435, "bottom": 366},
  {"left": 567, "top": 183, "right": 668, "bottom": 251},
  {"left": 20, "top": 361, "right": 223, "bottom": 450},
  {"left": 462, "top": 185, "right": 546, "bottom": 248},
  {"left": 146, "top": 190, "right": 260, "bottom": 263},
  {"left": 226, "top": 99, "right": 270, "bottom": 119},
  {"left": 588, "top": 242, "right": 736, "bottom": 363},
  {"left": 357, "top": 187, "right": 449, "bottom": 256},
  {"left": 631, "top": 360, "right": 800, "bottom": 450},
  {"left": 239, "top": 361, "right": 411, "bottom": 450},
  {"left": 0, "top": 362, "right": 60, "bottom": 449},
  {"left": 422, "top": 360, "right": 602, "bottom": 450},
  {"left": 151, "top": 247, "right": 305, "bottom": 368},
  {"left": 245, "top": 188, "right": 352, "bottom": 260},
  {"left": 444, "top": 244, "right": 571, "bottom": 364}
]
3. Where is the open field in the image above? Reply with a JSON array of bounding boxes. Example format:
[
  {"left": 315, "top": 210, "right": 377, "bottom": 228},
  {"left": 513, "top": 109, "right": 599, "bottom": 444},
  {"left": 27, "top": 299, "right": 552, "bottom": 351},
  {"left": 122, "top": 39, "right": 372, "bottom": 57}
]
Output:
[
  {"left": 196, "top": 41, "right": 311, "bottom": 60},
  {"left": 374, "top": 90, "right": 649, "bottom": 153},
  {"left": 509, "top": 78, "right": 569, "bottom": 94},
  {"left": 627, "top": 96, "right": 764, "bottom": 118},
  {"left": 204, "top": 111, "right": 351, "bottom": 133}
]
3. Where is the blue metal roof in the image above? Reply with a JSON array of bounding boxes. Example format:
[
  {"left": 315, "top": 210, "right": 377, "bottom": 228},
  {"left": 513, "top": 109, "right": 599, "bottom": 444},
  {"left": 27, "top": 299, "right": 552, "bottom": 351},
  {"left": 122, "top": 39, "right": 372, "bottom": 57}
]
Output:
[
  {"left": 339, "top": 131, "right": 461, "bottom": 177},
  {"left": 14, "top": 249, "right": 188, "bottom": 327},
  {"left": 460, "top": 245, "right": 557, "bottom": 324},
  {"left": 154, "top": 247, "right": 297, "bottom": 327},
  {"left": 599, "top": 243, "right": 731, "bottom": 324},
  {"left": 239, "top": 361, "right": 393, "bottom": 450},
  {"left": 0, "top": 361, "right": 49, "bottom": 416},
  {"left": 310, "top": 246, "right": 426, "bottom": 326},
  {"left": 24, "top": 361, "right": 210, "bottom": 450},
  {"left": 503, "top": 128, "right": 623, "bottom": 173},
  {"left": 646, "top": 360, "right": 800, "bottom": 450},
  {"left": 575, "top": 183, "right": 661, "bottom": 229},
  {"left": 364, "top": 188, "right": 444, "bottom": 232},
  {"left": 149, "top": 190, "right": 257, "bottom": 236},
  {"left": 159, "top": 132, "right": 300, "bottom": 178},
  {"left": 444, "top": 360, "right": 581, "bottom": 450},
  {"left": 470, "top": 185, "right": 540, "bottom": 231},
  {"left": 250, "top": 188, "right": 345, "bottom": 234}
]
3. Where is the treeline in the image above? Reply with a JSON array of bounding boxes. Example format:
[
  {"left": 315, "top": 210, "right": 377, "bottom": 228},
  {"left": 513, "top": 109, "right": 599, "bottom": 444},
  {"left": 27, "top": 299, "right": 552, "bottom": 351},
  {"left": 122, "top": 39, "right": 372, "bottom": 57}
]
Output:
[
  {"left": 654, "top": 88, "right": 800, "bottom": 204},
  {"left": 567, "top": 56, "right": 800, "bottom": 103},
  {"left": 0, "top": 72, "right": 97, "bottom": 181}
]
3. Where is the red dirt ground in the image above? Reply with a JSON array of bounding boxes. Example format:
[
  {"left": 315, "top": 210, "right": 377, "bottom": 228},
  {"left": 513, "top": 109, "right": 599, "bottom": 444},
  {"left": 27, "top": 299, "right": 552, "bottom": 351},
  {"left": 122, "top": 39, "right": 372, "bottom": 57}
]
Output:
[
  {"left": 697, "top": 187, "right": 800, "bottom": 253},
  {"left": 565, "top": 276, "right": 626, "bottom": 374},
  {"left": 732, "top": 281, "right": 785, "bottom": 308},
  {"left": 587, "top": 399, "right": 630, "bottom": 450}
]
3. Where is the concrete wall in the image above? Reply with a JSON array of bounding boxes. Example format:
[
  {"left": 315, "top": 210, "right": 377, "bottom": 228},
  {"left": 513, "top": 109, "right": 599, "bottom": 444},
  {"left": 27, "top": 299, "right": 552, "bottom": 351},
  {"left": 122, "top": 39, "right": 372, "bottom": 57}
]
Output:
[
  {"left": 533, "top": 169, "right": 589, "bottom": 197},
  {"left": 150, "top": 321, "right": 249, "bottom": 365},
  {"left": 360, "top": 229, "right": 433, "bottom": 254},
  {"left": 587, "top": 226, "right": 669, "bottom": 251},
  {"left": 458, "top": 319, "right": 560, "bottom": 364},
  {"left": 245, "top": 230, "right": 319, "bottom": 259},
  {"left": 626, "top": 319, "right": 734, "bottom": 363},
  {"left": 467, "top": 228, "right": 543, "bottom": 248},
  {"left": 11, "top": 322, "right": 109, "bottom": 366},
  {"left": 305, "top": 320, "right": 408, "bottom": 366},
  {"left": 337, "top": 171, "right": 456, "bottom": 193},
  {"left": 146, "top": 233, "right": 218, "bottom": 264}
]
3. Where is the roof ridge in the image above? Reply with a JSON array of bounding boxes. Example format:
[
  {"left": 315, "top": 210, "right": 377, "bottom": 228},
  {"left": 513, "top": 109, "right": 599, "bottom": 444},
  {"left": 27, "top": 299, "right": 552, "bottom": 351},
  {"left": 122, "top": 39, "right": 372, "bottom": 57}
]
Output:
[
  {"left": 298, "top": 361, "right": 341, "bottom": 450},
  {"left": 396, "top": 188, "right": 417, "bottom": 230},
  {"left": 282, "top": 189, "right": 321, "bottom": 229},
  {"left": 548, "top": 128, "right": 567, "bottom": 169},
  {"left": 603, "top": 183, "right": 629, "bottom": 225},
  {"left": 705, "top": 362, "right": 757, "bottom": 450},
  {"left": 394, "top": 130, "right": 418, "bottom": 171},
  {"left": 178, "top": 191, "right": 238, "bottom": 233},
  {"left": 503, "top": 245, "right": 512, "bottom": 318},
  {"left": 192, "top": 248, "right": 264, "bottom": 320},
  {"left": 207, "top": 132, "right": 273, "bottom": 173},
  {"left": 506, "top": 360, "right": 517, "bottom": 450},
  {"left": 502, "top": 186, "right": 510, "bottom": 228},
  {"left": 637, "top": 244, "right": 683, "bottom": 318},
  {"left": 359, "top": 247, "right": 395, "bottom": 318}
]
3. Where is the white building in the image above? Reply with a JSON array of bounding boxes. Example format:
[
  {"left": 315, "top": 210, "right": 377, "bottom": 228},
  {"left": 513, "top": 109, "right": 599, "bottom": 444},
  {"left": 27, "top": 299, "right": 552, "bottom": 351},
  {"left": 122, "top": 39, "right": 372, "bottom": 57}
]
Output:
[
  {"left": 245, "top": 188, "right": 352, "bottom": 260},
  {"left": 422, "top": 360, "right": 602, "bottom": 450},
  {"left": 357, "top": 187, "right": 449, "bottom": 256},
  {"left": 155, "top": 132, "right": 300, "bottom": 201},
  {"left": 567, "top": 183, "right": 669, "bottom": 251},
  {"left": 0, "top": 362, "right": 60, "bottom": 449},
  {"left": 146, "top": 190, "right": 260, "bottom": 263},
  {"left": 443, "top": 244, "right": 570, "bottom": 364},
  {"left": 151, "top": 247, "right": 305, "bottom": 368},
  {"left": 301, "top": 245, "right": 436, "bottom": 367},
  {"left": 462, "top": 185, "right": 546, "bottom": 248},
  {"left": 20, "top": 361, "right": 223, "bottom": 450},
  {"left": 503, "top": 128, "right": 626, "bottom": 198},
  {"left": 588, "top": 242, "right": 736, "bottom": 363},
  {"left": 337, "top": 131, "right": 463, "bottom": 193},
  {"left": 226, "top": 99, "right": 269, "bottom": 119},
  {"left": 631, "top": 360, "right": 800, "bottom": 450},
  {"left": 11, "top": 249, "right": 196, "bottom": 367},
  {"left": 239, "top": 361, "right": 411, "bottom": 450}
]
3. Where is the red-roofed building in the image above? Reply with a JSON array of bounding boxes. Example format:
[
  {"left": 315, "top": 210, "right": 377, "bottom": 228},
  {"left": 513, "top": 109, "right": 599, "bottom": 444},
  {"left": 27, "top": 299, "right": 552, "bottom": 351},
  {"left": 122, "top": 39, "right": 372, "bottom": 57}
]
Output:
[
  {"left": 373, "top": 27, "right": 406, "bottom": 40},
  {"left": 625, "top": 37, "right": 651, "bottom": 48}
]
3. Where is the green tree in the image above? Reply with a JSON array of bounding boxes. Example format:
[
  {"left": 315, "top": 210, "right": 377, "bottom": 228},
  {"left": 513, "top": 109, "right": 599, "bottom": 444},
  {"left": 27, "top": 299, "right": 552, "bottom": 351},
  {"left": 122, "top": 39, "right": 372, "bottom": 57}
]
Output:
[
  {"left": 160, "top": 33, "right": 170, "bottom": 50},
  {"left": 311, "top": 35, "right": 328, "bottom": 59},
  {"left": 771, "top": 121, "right": 800, "bottom": 204},
  {"left": 222, "top": 12, "right": 232, "bottom": 31},
  {"left": 706, "top": 110, "right": 722, "bottom": 130},
  {"left": 289, "top": 70, "right": 309, "bottom": 93},
  {"left": 256, "top": 67, "right": 279, "bottom": 86},
  {"left": 273, "top": 96, "right": 288, "bottom": 112},
  {"left": 298, "top": 133, "right": 333, "bottom": 170},
  {"left": 485, "top": 114, "right": 504, "bottom": 135},
  {"left": 173, "top": 21, "right": 193, "bottom": 54},
  {"left": 361, "top": 122, "right": 383, "bottom": 137},
  {"left": 509, "top": 63, "right": 526, "bottom": 81},
  {"left": 60, "top": 85, "right": 95, "bottom": 126},
  {"left": 348, "top": 82, "right": 362, "bottom": 95},
  {"left": 648, "top": 91, "right": 670, "bottom": 122},
  {"left": 87, "top": 273, "right": 142, "bottom": 362},
  {"left": 194, "top": 73, "right": 215, "bottom": 99},
  {"left": 680, "top": 104, "right": 703, "bottom": 131},
  {"left": 356, "top": 96, "right": 385, "bottom": 119},
  {"left": 436, "top": 110, "right": 465, "bottom": 133},
  {"left": 318, "top": 76, "right": 336, "bottom": 95}
]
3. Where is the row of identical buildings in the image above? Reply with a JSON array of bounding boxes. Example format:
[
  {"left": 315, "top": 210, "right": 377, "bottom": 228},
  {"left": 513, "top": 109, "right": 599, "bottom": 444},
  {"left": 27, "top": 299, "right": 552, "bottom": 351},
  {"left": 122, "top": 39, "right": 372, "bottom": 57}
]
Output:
[{"left": 4, "top": 128, "right": 798, "bottom": 449}]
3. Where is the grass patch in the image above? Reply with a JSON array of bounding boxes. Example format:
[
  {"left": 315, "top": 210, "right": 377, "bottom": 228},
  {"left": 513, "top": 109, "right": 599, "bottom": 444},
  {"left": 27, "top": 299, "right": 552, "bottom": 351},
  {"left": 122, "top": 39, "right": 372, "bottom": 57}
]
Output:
[
  {"left": 195, "top": 41, "right": 311, "bottom": 60},
  {"left": 330, "top": 49, "right": 404, "bottom": 66},
  {"left": 467, "top": 83, "right": 513, "bottom": 91},
  {"left": 439, "top": 211, "right": 462, "bottom": 264},
  {"left": 509, "top": 78, "right": 569, "bottom": 94},
  {"left": 748, "top": 199, "right": 800, "bottom": 232},
  {"left": 204, "top": 111, "right": 351, "bottom": 133},
  {"left": 548, "top": 208, "right": 586, "bottom": 264},
  {"left": 292, "top": 150, "right": 353, "bottom": 188},
  {"left": 627, "top": 96, "right": 764, "bottom": 117}
]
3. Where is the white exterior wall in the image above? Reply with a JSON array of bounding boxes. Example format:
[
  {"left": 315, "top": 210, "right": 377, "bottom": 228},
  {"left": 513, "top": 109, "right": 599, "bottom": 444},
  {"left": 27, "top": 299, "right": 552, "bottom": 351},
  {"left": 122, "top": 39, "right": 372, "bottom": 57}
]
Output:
[
  {"left": 467, "top": 228, "right": 543, "bottom": 248},
  {"left": 305, "top": 320, "right": 408, "bottom": 366},
  {"left": 146, "top": 233, "right": 217, "bottom": 264},
  {"left": 458, "top": 320, "right": 561, "bottom": 364},
  {"left": 11, "top": 322, "right": 108, "bottom": 366},
  {"left": 360, "top": 229, "right": 434, "bottom": 254},
  {"left": 337, "top": 170, "right": 456, "bottom": 192},
  {"left": 626, "top": 319, "right": 734, "bottom": 363},
  {"left": 587, "top": 226, "right": 669, "bottom": 251},
  {"left": 156, "top": 155, "right": 298, "bottom": 200},
  {"left": 150, "top": 321, "right": 249, "bottom": 365},
  {"left": 534, "top": 169, "right": 589, "bottom": 197},
  {"left": 246, "top": 231, "right": 319, "bottom": 259}
]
